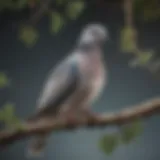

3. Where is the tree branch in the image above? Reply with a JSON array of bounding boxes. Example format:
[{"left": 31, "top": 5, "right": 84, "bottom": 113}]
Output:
[
  {"left": 124, "top": 0, "right": 133, "bottom": 26},
  {"left": 0, "top": 97, "right": 160, "bottom": 147},
  {"left": 27, "top": 0, "right": 51, "bottom": 26}
]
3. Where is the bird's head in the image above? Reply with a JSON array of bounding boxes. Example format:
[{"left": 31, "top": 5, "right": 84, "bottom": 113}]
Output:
[{"left": 77, "top": 23, "right": 109, "bottom": 47}]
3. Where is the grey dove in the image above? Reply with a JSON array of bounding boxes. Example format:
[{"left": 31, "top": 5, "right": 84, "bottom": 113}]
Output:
[{"left": 27, "top": 23, "right": 109, "bottom": 157}]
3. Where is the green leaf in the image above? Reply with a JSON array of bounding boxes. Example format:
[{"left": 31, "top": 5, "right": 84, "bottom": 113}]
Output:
[
  {"left": 50, "top": 11, "right": 64, "bottom": 33},
  {"left": 2, "top": 103, "right": 22, "bottom": 129},
  {"left": 66, "top": 1, "right": 85, "bottom": 20},
  {"left": 120, "top": 26, "right": 137, "bottom": 53},
  {"left": 121, "top": 119, "right": 143, "bottom": 144},
  {"left": 138, "top": 50, "right": 154, "bottom": 65},
  {"left": 0, "top": 103, "right": 23, "bottom": 130},
  {"left": 99, "top": 133, "right": 119, "bottom": 155},
  {"left": 19, "top": 26, "right": 39, "bottom": 47},
  {"left": 0, "top": 72, "right": 9, "bottom": 88},
  {"left": 129, "top": 50, "right": 154, "bottom": 68},
  {"left": 3, "top": 103, "right": 15, "bottom": 127}
]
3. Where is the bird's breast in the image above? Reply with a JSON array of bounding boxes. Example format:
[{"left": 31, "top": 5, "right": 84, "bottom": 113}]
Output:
[
  {"left": 78, "top": 52, "right": 106, "bottom": 104},
  {"left": 88, "top": 64, "right": 105, "bottom": 103}
]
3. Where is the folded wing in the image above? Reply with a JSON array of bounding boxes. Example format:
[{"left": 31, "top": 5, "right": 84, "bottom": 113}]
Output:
[{"left": 29, "top": 60, "right": 81, "bottom": 120}]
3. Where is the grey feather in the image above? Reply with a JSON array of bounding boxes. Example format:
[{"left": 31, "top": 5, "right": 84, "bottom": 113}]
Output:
[{"left": 29, "top": 56, "right": 81, "bottom": 121}]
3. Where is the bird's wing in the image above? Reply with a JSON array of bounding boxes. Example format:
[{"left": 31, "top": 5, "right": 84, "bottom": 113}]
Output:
[{"left": 30, "top": 57, "right": 81, "bottom": 120}]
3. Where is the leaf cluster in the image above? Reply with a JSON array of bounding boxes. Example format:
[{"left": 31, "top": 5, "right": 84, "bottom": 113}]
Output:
[
  {"left": 120, "top": 25, "right": 159, "bottom": 72},
  {"left": 18, "top": 0, "right": 85, "bottom": 47},
  {"left": 0, "top": 73, "right": 23, "bottom": 130},
  {"left": 99, "top": 119, "right": 143, "bottom": 155}
]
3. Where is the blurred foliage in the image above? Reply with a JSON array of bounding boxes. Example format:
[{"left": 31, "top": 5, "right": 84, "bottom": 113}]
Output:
[
  {"left": 65, "top": 1, "right": 85, "bottom": 20},
  {"left": 129, "top": 50, "right": 155, "bottom": 68},
  {"left": 0, "top": 103, "right": 23, "bottom": 130},
  {"left": 0, "top": 71, "right": 22, "bottom": 130},
  {"left": 19, "top": 25, "right": 39, "bottom": 47},
  {"left": 121, "top": 119, "right": 143, "bottom": 144},
  {"left": 0, "top": 0, "right": 159, "bottom": 53},
  {"left": 50, "top": 11, "right": 64, "bottom": 34},
  {"left": 120, "top": 0, "right": 160, "bottom": 72},
  {"left": 0, "top": 0, "right": 27, "bottom": 11},
  {"left": 99, "top": 133, "right": 119, "bottom": 155},
  {"left": 120, "top": 26, "right": 155, "bottom": 70},
  {"left": 120, "top": 26, "right": 154, "bottom": 70},
  {"left": 0, "top": 72, "right": 10, "bottom": 88},
  {"left": 133, "top": 0, "right": 160, "bottom": 22},
  {"left": 120, "top": 26, "right": 137, "bottom": 53},
  {"left": 99, "top": 119, "right": 143, "bottom": 155},
  {"left": 0, "top": 0, "right": 85, "bottom": 46}
]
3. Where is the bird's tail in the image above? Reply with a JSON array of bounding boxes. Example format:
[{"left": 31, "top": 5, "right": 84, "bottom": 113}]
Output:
[{"left": 27, "top": 134, "right": 48, "bottom": 158}]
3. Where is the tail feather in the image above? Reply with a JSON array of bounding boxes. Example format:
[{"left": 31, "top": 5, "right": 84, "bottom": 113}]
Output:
[{"left": 27, "top": 134, "right": 47, "bottom": 158}]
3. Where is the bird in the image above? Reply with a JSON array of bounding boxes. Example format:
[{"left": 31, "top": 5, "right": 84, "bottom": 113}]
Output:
[{"left": 27, "top": 23, "right": 109, "bottom": 157}]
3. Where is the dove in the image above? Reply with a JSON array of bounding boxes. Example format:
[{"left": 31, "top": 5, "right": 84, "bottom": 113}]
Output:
[{"left": 27, "top": 23, "right": 109, "bottom": 157}]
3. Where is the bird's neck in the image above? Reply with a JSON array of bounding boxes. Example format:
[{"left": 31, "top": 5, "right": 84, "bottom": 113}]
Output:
[
  {"left": 76, "top": 42, "right": 103, "bottom": 53},
  {"left": 75, "top": 42, "right": 104, "bottom": 64}
]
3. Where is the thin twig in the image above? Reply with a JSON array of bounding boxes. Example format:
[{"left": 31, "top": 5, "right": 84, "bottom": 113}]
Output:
[{"left": 27, "top": 0, "right": 52, "bottom": 26}]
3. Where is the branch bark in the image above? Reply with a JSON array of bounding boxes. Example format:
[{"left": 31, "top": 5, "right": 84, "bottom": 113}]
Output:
[{"left": 0, "top": 97, "right": 160, "bottom": 147}]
